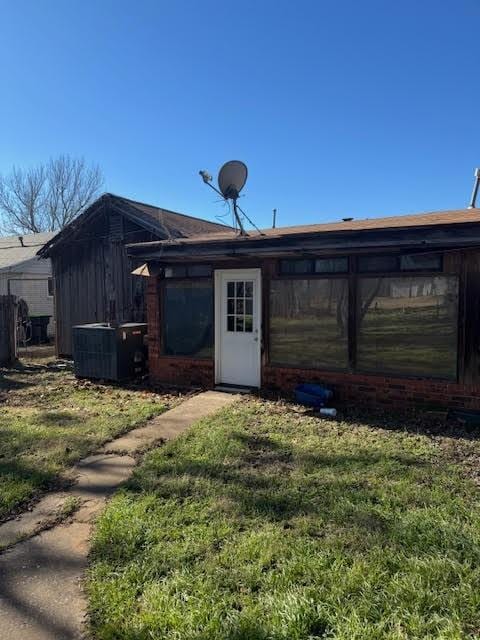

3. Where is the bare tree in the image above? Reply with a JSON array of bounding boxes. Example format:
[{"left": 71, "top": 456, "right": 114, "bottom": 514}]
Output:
[
  {"left": 0, "top": 155, "right": 104, "bottom": 234},
  {"left": 46, "top": 156, "right": 103, "bottom": 230},
  {"left": 0, "top": 165, "right": 47, "bottom": 234}
]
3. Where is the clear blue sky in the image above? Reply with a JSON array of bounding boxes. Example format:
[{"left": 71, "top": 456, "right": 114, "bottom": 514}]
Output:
[{"left": 1, "top": 0, "right": 479, "bottom": 229}]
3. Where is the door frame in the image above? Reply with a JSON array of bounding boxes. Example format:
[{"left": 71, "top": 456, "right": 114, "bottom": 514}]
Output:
[{"left": 214, "top": 268, "right": 262, "bottom": 387}]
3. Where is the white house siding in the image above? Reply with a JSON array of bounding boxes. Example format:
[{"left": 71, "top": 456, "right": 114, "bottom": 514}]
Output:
[{"left": 0, "top": 257, "right": 55, "bottom": 337}]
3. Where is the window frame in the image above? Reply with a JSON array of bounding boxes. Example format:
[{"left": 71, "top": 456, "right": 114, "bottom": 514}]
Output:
[
  {"left": 163, "top": 264, "right": 213, "bottom": 279},
  {"left": 268, "top": 252, "right": 460, "bottom": 382},
  {"left": 160, "top": 277, "right": 215, "bottom": 360},
  {"left": 354, "top": 274, "right": 459, "bottom": 381},
  {"left": 278, "top": 256, "right": 350, "bottom": 277},
  {"left": 268, "top": 275, "right": 351, "bottom": 372}
]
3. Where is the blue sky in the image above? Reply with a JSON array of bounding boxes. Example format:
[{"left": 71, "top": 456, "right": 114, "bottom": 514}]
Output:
[{"left": 0, "top": 0, "right": 479, "bottom": 229}]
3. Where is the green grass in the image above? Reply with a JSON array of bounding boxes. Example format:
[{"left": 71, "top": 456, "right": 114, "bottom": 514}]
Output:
[
  {"left": 87, "top": 400, "right": 480, "bottom": 639},
  {"left": 0, "top": 361, "right": 169, "bottom": 520}
]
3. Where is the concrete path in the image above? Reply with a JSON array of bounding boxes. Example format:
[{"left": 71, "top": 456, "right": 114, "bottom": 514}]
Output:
[{"left": 0, "top": 391, "right": 237, "bottom": 640}]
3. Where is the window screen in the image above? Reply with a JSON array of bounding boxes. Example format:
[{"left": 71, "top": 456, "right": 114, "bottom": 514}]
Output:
[
  {"left": 270, "top": 279, "right": 349, "bottom": 369},
  {"left": 358, "top": 255, "right": 398, "bottom": 273},
  {"left": 315, "top": 257, "right": 348, "bottom": 273},
  {"left": 357, "top": 276, "right": 458, "bottom": 379},
  {"left": 280, "top": 258, "right": 348, "bottom": 275},
  {"left": 163, "top": 281, "right": 213, "bottom": 358},
  {"left": 164, "top": 265, "right": 212, "bottom": 278},
  {"left": 400, "top": 254, "right": 442, "bottom": 271},
  {"left": 279, "top": 259, "right": 313, "bottom": 274},
  {"left": 47, "top": 277, "right": 54, "bottom": 297}
]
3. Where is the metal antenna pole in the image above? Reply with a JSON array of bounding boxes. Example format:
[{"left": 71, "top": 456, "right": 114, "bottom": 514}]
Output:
[
  {"left": 232, "top": 198, "right": 246, "bottom": 235},
  {"left": 468, "top": 168, "right": 480, "bottom": 209}
]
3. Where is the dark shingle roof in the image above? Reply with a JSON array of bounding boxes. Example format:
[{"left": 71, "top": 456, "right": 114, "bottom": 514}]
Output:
[
  {"left": 38, "top": 193, "right": 230, "bottom": 257},
  {"left": 128, "top": 208, "right": 480, "bottom": 250}
]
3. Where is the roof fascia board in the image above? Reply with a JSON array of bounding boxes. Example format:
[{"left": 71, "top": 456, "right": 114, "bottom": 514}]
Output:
[{"left": 128, "top": 224, "right": 480, "bottom": 261}]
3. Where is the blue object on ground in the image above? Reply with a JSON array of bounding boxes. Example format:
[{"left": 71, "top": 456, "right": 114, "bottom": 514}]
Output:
[{"left": 294, "top": 383, "right": 333, "bottom": 407}]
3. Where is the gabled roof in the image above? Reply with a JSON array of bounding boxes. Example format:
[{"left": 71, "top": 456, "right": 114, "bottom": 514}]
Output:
[
  {"left": 0, "top": 232, "right": 56, "bottom": 271},
  {"left": 38, "top": 193, "right": 230, "bottom": 257}
]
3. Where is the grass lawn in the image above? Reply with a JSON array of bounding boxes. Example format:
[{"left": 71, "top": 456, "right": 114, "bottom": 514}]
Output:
[
  {"left": 0, "top": 359, "right": 171, "bottom": 521},
  {"left": 88, "top": 399, "right": 480, "bottom": 640}
]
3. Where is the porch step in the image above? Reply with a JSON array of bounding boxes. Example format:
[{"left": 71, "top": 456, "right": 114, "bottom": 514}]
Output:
[{"left": 215, "top": 385, "right": 253, "bottom": 395}]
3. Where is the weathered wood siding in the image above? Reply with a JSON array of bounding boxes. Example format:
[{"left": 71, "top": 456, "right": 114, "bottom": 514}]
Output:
[
  {"left": 52, "top": 209, "right": 155, "bottom": 356},
  {"left": 0, "top": 295, "right": 17, "bottom": 365}
]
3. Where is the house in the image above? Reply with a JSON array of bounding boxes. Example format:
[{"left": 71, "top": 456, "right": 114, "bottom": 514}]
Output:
[
  {"left": 127, "top": 207, "right": 480, "bottom": 411},
  {"left": 38, "top": 193, "right": 229, "bottom": 356},
  {"left": 0, "top": 232, "right": 56, "bottom": 337}
]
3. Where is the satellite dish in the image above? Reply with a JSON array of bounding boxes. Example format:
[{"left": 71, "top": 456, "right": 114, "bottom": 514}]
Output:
[{"left": 218, "top": 160, "right": 248, "bottom": 200}]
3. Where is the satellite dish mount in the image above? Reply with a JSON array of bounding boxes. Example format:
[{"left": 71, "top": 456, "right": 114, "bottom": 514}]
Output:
[{"left": 199, "top": 160, "right": 248, "bottom": 235}]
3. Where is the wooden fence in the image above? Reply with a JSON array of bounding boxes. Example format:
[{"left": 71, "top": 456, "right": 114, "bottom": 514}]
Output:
[{"left": 0, "top": 295, "right": 17, "bottom": 366}]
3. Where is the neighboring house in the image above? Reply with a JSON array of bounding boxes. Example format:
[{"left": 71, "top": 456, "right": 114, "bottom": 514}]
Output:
[
  {"left": 128, "top": 207, "right": 480, "bottom": 411},
  {"left": 0, "top": 232, "right": 56, "bottom": 337},
  {"left": 38, "top": 193, "right": 230, "bottom": 356}
]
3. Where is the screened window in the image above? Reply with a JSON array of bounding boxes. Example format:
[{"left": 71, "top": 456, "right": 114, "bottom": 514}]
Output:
[
  {"left": 358, "top": 255, "right": 398, "bottom": 273},
  {"left": 163, "top": 281, "right": 213, "bottom": 358},
  {"left": 279, "top": 259, "right": 313, "bottom": 274},
  {"left": 315, "top": 257, "right": 348, "bottom": 273},
  {"left": 356, "top": 275, "right": 458, "bottom": 379},
  {"left": 280, "top": 257, "right": 348, "bottom": 275},
  {"left": 270, "top": 279, "right": 349, "bottom": 369},
  {"left": 164, "top": 264, "right": 212, "bottom": 278},
  {"left": 400, "top": 254, "right": 442, "bottom": 271},
  {"left": 47, "top": 277, "right": 54, "bottom": 297},
  {"left": 358, "top": 253, "right": 443, "bottom": 273}
]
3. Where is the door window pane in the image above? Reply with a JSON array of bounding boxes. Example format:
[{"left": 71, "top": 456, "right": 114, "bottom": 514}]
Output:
[
  {"left": 226, "top": 280, "right": 254, "bottom": 333},
  {"left": 270, "top": 279, "right": 349, "bottom": 369},
  {"left": 164, "top": 281, "right": 213, "bottom": 358},
  {"left": 357, "top": 276, "right": 458, "bottom": 379}
]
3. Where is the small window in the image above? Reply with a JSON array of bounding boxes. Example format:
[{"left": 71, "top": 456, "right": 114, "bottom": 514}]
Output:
[
  {"left": 164, "top": 264, "right": 212, "bottom": 278},
  {"left": 315, "top": 257, "right": 348, "bottom": 273},
  {"left": 188, "top": 265, "right": 212, "bottom": 277},
  {"left": 358, "top": 255, "right": 398, "bottom": 273},
  {"left": 279, "top": 259, "right": 314, "bottom": 275},
  {"left": 47, "top": 277, "right": 54, "bottom": 297},
  {"left": 164, "top": 266, "right": 187, "bottom": 278},
  {"left": 226, "top": 279, "right": 254, "bottom": 333},
  {"left": 400, "top": 254, "right": 442, "bottom": 272}
]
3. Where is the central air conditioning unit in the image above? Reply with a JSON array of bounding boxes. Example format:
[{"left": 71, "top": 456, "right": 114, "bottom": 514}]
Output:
[{"left": 72, "top": 322, "right": 148, "bottom": 381}]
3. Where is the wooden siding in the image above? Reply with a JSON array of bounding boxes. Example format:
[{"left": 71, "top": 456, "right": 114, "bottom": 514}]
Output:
[{"left": 52, "top": 209, "right": 155, "bottom": 356}]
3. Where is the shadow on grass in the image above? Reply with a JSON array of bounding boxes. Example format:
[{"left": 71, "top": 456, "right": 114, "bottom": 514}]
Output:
[
  {"left": 125, "top": 429, "right": 450, "bottom": 555},
  {"left": 35, "top": 411, "right": 78, "bottom": 427}
]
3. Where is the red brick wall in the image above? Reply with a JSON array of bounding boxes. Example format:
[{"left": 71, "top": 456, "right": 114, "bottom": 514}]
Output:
[{"left": 263, "top": 366, "right": 480, "bottom": 411}]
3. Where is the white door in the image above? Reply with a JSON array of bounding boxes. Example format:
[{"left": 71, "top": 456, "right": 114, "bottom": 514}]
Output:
[{"left": 215, "top": 268, "right": 261, "bottom": 387}]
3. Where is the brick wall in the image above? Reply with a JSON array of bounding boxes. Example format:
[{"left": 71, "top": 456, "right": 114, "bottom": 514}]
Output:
[{"left": 263, "top": 366, "right": 480, "bottom": 411}]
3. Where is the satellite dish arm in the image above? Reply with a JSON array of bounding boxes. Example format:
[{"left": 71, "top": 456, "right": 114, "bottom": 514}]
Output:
[{"left": 201, "top": 178, "right": 246, "bottom": 235}]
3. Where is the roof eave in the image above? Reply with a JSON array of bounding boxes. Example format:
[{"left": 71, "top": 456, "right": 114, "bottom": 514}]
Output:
[{"left": 128, "top": 222, "right": 480, "bottom": 261}]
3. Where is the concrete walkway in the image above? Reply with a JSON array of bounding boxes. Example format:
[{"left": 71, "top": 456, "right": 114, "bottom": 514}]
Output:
[{"left": 0, "top": 391, "right": 237, "bottom": 640}]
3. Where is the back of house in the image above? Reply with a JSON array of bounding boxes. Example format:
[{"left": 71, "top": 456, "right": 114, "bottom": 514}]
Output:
[{"left": 128, "top": 207, "right": 480, "bottom": 412}]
